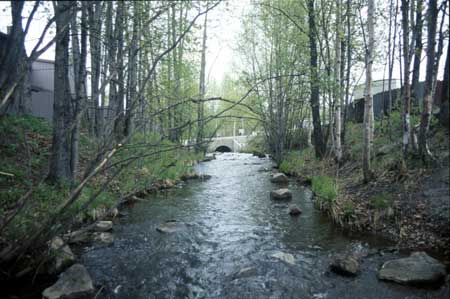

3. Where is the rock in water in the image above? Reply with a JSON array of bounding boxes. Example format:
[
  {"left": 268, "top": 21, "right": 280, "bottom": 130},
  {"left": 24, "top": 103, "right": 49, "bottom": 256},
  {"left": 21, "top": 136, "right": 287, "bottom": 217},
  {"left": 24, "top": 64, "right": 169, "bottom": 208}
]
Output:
[
  {"left": 93, "top": 232, "right": 114, "bottom": 245},
  {"left": 378, "top": 251, "right": 446, "bottom": 286},
  {"left": 330, "top": 254, "right": 360, "bottom": 276},
  {"left": 252, "top": 151, "right": 266, "bottom": 158},
  {"left": 288, "top": 205, "right": 302, "bottom": 216},
  {"left": 156, "top": 220, "right": 185, "bottom": 233},
  {"left": 67, "top": 230, "right": 90, "bottom": 244},
  {"left": 271, "top": 252, "right": 296, "bottom": 265},
  {"left": 94, "top": 220, "right": 113, "bottom": 232},
  {"left": 270, "top": 189, "right": 292, "bottom": 200},
  {"left": 270, "top": 173, "right": 289, "bottom": 184},
  {"left": 42, "top": 264, "right": 94, "bottom": 299},
  {"left": 49, "top": 237, "right": 75, "bottom": 274},
  {"left": 232, "top": 267, "right": 257, "bottom": 280}
]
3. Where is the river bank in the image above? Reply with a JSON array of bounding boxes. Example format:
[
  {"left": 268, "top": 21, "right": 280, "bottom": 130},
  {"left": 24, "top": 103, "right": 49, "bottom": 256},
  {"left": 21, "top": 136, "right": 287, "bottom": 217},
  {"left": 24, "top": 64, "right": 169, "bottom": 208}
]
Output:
[
  {"left": 279, "top": 119, "right": 450, "bottom": 261},
  {"left": 0, "top": 115, "right": 206, "bottom": 298}
]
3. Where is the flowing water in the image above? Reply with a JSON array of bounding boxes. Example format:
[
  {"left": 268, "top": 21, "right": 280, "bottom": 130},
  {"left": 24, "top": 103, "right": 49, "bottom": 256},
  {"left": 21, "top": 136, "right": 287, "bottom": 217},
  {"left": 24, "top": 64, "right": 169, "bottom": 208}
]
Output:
[{"left": 81, "top": 153, "right": 448, "bottom": 299}]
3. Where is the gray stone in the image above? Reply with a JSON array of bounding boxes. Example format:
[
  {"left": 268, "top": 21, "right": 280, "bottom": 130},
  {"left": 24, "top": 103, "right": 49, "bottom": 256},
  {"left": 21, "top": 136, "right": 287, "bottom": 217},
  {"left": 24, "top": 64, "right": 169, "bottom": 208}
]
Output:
[
  {"left": 378, "top": 252, "right": 446, "bottom": 285},
  {"left": 202, "top": 154, "right": 216, "bottom": 162},
  {"left": 288, "top": 205, "right": 302, "bottom": 216},
  {"left": 48, "top": 237, "right": 75, "bottom": 274},
  {"left": 252, "top": 151, "right": 266, "bottom": 158},
  {"left": 271, "top": 252, "right": 295, "bottom": 265},
  {"left": 67, "top": 230, "right": 91, "bottom": 244},
  {"left": 93, "top": 220, "right": 113, "bottom": 232},
  {"left": 232, "top": 267, "right": 257, "bottom": 280},
  {"left": 270, "top": 173, "right": 289, "bottom": 183},
  {"left": 270, "top": 188, "right": 292, "bottom": 200},
  {"left": 330, "top": 254, "right": 360, "bottom": 276},
  {"left": 156, "top": 220, "right": 185, "bottom": 233},
  {"left": 93, "top": 232, "right": 114, "bottom": 245},
  {"left": 42, "top": 264, "right": 94, "bottom": 299}
]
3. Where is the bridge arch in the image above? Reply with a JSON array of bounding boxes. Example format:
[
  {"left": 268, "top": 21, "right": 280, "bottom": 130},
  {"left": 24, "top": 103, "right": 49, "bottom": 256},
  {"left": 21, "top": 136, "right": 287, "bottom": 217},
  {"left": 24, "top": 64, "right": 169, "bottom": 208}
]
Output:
[
  {"left": 207, "top": 135, "right": 253, "bottom": 152},
  {"left": 215, "top": 145, "right": 232, "bottom": 152}
]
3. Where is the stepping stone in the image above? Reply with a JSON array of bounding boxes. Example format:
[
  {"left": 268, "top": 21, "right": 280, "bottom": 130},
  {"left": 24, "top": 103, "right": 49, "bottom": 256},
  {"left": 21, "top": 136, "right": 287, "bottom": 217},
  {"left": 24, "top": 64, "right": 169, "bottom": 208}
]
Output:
[
  {"left": 288, "top": 205, "right": 302, "bottom": 216},
  {"left": 270, "top": 188, "right": 292, "bottom": 200},
  {"left": 271, "top": 252, "right": 295, "bottom": 265},
  {"left": 94, "top": 220, "right": 113, "bottom": 232},
  {"left": 270, "top": 173, "right": 289, "bottom": 183},
  {"left": 330, "top": 254, "right": 360, "bottom": 276},
  {"left": 156, "top": 220, "right": 185, "bottom": 233}
]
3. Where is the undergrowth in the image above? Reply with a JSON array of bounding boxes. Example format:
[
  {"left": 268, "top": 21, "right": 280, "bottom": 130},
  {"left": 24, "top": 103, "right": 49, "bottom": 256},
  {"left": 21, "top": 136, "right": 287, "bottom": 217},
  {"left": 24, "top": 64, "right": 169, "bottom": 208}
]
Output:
[{"left": 0, "top": 115, "right": 202, "bottom": 243}]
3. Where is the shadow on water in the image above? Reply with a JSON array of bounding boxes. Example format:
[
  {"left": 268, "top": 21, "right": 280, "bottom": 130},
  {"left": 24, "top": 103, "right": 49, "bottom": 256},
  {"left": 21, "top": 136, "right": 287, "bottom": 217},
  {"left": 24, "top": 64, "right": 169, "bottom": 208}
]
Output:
[{"left": 81, "top": 153, "right": 449, "bottom": 299}]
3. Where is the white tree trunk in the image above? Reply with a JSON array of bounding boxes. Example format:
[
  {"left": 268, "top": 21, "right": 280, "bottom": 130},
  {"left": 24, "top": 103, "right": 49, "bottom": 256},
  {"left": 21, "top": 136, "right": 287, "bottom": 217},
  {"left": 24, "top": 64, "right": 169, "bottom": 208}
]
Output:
[{"left": 363, "top": 0, "right": 375, "bottom": 182}]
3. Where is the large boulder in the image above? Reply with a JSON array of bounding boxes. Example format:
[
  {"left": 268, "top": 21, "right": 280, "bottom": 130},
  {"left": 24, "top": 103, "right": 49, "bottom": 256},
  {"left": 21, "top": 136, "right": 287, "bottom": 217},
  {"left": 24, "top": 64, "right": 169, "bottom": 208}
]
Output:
[
  {"left": 330, "top": 254, "right": 360, "bottom": 276},
  {"left": 378, "top": 252, "right": 446, "bottom": 286},
  {"left": 48, "top": 237, "right": 75, "bottom": 274},
  {"left": 270, "top": 188, "right": 292, "bottom": 200},
  {"left": 42, "top": 264, "right": 94, "bottom": 299},
  {"left": 270, "top": 173, "right": 289, "bottom": 184}
]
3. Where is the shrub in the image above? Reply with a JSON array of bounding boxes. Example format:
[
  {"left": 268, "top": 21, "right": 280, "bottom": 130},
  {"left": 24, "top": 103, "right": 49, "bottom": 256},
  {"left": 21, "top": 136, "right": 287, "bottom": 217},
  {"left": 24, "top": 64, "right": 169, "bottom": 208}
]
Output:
[
  {"left": 311, "top": 175, "right": 338, "bottom": 202},
  {"left": 342, "top": 201, "right": 356, "bottom": 221},
  {"left": 279, "top": 148, "right": 314, "bottom": 175},
  {"left": 370, "top": 193, "right": 393, "bottom": 210}
]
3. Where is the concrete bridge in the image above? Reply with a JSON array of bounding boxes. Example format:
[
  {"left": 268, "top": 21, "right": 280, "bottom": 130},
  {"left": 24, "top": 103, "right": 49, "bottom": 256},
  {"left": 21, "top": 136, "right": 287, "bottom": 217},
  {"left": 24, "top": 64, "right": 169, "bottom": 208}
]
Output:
[{"left": 207, "top": 135, "right": 252, "bottom": 152}]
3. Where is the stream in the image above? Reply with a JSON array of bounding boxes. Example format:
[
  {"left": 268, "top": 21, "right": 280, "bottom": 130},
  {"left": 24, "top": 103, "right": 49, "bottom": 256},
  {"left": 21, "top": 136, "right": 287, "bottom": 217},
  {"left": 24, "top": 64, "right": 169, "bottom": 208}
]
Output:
[{"left": 81, "top": 153, "right": 448, "bottom": 298}]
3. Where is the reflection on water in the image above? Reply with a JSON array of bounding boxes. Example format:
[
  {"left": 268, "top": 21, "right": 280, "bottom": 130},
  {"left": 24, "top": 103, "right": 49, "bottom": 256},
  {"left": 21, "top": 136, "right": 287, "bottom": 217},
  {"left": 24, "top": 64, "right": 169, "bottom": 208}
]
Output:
[{"left": 82, "top": 153, "right": 448, "bottom": 299}]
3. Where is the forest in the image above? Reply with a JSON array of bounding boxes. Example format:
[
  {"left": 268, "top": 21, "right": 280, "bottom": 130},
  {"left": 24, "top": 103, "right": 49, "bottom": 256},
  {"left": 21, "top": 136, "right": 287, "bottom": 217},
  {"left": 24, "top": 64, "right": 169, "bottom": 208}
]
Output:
[{"left": 0, "top": 0, "right": 448, "bottom": 298}]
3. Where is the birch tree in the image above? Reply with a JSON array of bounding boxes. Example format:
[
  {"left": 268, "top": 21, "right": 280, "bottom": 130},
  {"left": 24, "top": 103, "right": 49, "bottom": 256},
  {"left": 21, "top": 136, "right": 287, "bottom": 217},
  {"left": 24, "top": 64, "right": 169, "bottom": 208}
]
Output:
[
  {"left": 418, "top": 0, "right": 438, "bottom": 160},
  {"left": 363, "top": 0, "right": 374, "bottom": 182}
]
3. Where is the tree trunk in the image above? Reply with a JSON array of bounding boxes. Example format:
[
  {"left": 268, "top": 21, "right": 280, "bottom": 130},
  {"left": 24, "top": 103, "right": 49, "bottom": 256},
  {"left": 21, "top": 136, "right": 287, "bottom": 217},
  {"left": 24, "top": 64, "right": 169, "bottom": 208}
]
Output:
[
  {"left": 114, "top": 0, "right": 125, "bottom": 140},
  {"left": 411, "top": 0, "right": 423, "bottom": 106},
  {"left": 342, "top": 0, "right": 351, "bottom": 145},
  {"left": 363, "top": 0, "right": 375, "bottom": 183},
  {"left": 307, "top": 0, "right": 325, "bottom": 158},
  {"left": 334, "top": 0, "right": 342, "bottom": 163},
  {"left": 401, "top": 0, "right": 412, "bottom": 159},
  {"left": 0, "top": 1, "right": 28, "bottom": 115},
  {"left": 418, "top": 0, "right": 437, "bottom": 160},
  {"left": 125, "top": 1, "right": 139, "bottom": 137},
  {"left": 48, "top": 1, "right": 73, "bottom": 184},
  {"left": 439, "top": 50, "right": 449, "bottom": 128},
  {"left": 196, "top": 9, "right": 208, "bottom": 151},
  {"left": 70, "top": 2, "right": 88, "bottom": 178},
  {"left": 89, "top": 1, "right": 103, "bottom": 137}
]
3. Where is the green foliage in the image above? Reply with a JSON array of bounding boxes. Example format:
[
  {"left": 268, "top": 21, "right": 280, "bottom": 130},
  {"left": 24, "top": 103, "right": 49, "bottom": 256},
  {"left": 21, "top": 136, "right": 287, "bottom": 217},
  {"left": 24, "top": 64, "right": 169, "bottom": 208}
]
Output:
[
  {"left": 342, "top": 201, "right": 356, "bottom": 221},
  {"left": 279, "top": 148, "right": 314, "bottom": 175},
  {"left": 311, "top": 175, "right": 338, "bottom": 203},
  {"left": 370, "top": 193, "right": 393, "bottom": 210},
  {"left": 0, "top": 115, "right": 203, "bottom": 243},
  {"left": 0, "top": 114, "right": 52, "bottom": 136},
  {"left": 242, "top": 135, "right": 265, "bottom": 154}
]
